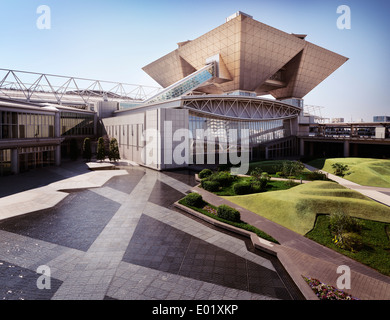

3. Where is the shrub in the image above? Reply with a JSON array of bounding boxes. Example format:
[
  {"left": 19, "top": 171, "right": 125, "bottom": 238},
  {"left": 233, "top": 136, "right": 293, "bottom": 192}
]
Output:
[
  {"left": 208, "top": 171, "right": 235, "bottom": 187},
  {"left": 275, "top": 171, "right": 284, "bottom": 177},
  {"left": 306, "top": 170, "right": 327, "bottom": 180},
  {"left": 250, "top": 181, "right": 263, "bottom": 193},
  {"left": 217, "top": 204, "right": 241, "bottom": 222},
  {"left": 201, "top": 180, "right": 220, "bottom": 192},
  {"left": 108, "top": 138, "right": 120, "bottom": 162},
  {"left": 199, "top": 169, "right": 213, "bottom": 179},
  {"left": 250, "top": 168, "right": 269, "bottom": 191},
  {"left": 182, "top": 193, "right": 204, "bottom": 208},
  {"left": 330, "top": 211, "right": 362, "bottom": 234},
  {"left": 282, "top": 161, "right": 305, "bottom": 177},
  {"left": 340, "top": 232, "right": 363, "bottom": 252},
  {"left": 96, "top": 137, "right": 106, "bottom": 161},
  {"left": 331, "top": 163, "right": 350, "bottom": 177},
  {"left": 330, "top": 210, "right": 363, "bottom": 252},
  {"left": 233, "top": 181, "right": 253, "bottom": 195}
]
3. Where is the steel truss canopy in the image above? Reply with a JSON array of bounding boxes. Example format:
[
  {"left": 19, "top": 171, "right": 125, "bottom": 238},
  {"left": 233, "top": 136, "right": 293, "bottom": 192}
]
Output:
[
  {"left": 181, "top": 95, "right": 301, "bottom": 120},
  {"left": 143, "top": 12, "right": 348, "bottom": 99},
  {"left": 0, "top": 68, "right": 162, "bottom": 108}
]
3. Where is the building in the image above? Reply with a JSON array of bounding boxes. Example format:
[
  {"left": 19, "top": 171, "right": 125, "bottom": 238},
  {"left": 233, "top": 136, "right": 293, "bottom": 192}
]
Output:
[
  {"left": 0, "top": 97, "right": 96, "bottom": 176},
  {"left": 373, "top": 116, "right": 390, "bottom": 122},
  {"left": 5, "top": 12, "right": 388, "bottom": 175},
  {"left": 102, "top": 12, "right": 348, "bottom": 170}
]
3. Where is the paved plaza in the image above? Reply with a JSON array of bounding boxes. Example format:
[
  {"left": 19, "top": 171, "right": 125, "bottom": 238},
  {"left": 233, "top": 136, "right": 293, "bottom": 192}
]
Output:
[
  {"left": 0, "top": 161, "right": 302, "bottom": 300},
  {"left": 1, "top": 160, "right": 390, "bottom": 301}
]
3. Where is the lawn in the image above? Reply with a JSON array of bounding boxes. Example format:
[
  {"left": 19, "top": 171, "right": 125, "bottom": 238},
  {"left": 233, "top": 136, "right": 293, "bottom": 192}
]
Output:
[
  {"left": 248, "top": 160, "right": 312, "bottom": 175},
  {"left": 213, "top": 176, "right": 297, "bottom": 196},
  {"left": 177, "top": 198, "right": 279, "bottom": 244},
  {"left": 224, "top": 180, "right": 390, "bottom": 235},
  {"left": 306, "top": 215, "right": 390, "bottom": 276},
  {"left": 307, "top": 157, "right": 390, "bottom": 188}
]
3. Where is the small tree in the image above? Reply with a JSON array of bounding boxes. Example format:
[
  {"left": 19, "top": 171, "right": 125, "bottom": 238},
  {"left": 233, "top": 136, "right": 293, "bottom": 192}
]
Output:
[
  {"left": 331, "top": 163, "right": 351, "bottom": 177},
  {"left": 96, "top": 137, "right": 106, "bottom": 162},
  {"left": 250, "top": 167, "right": 270, "bottom": 191},
  {"left": 282, "top": 161, "right": 305, "bottom": 178},
  {"left": 108, "top": 138, "right": 120, "bottom": 162},
  {"left": 82, "top": 137, "right": 92, "bottom": 162}
]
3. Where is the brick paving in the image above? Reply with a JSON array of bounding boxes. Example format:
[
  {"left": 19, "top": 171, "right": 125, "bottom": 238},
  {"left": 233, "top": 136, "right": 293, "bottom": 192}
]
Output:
[
  {"left": 0, "top": 162, "right": 300, "bottom": 300},
  {"left": 1, "top": 160, "right": 389, "bottom": 300}
]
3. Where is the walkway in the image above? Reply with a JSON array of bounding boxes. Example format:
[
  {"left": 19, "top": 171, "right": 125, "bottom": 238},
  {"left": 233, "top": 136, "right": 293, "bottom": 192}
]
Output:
[
  {"left": 303, "top": 163, "right": 390, "bottom": 207},
  {"left": 0, "top": 162, "right": 301, "bottom": 300}
]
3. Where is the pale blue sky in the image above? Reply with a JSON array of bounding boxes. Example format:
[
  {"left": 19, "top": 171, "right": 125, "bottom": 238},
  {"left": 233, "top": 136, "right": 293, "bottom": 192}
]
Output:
[{"left": 0, "top": 0, "right": 389, "bottom": 121}]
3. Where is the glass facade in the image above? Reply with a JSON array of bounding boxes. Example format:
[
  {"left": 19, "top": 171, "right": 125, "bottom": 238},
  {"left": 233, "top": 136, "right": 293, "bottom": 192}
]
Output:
[
  {"left": 61, "top": 112, "right": 94, "bottom": 136},
  {"left": 0, "top": 149, "right": 11, "bottom": 176},
  {"left": 373, "top": 116, "right": 390, "bottom": 122},
  {"left": 18, "top": 146, "right": 56, "bottom": 172},
  {"left": 147, "top": 64, "right": 215, "bottom": 104},
  {"left": 189, "top": 113, "right": 285, "bottom": 147},
  {"left": 0, "top": 111, "right": 55, "bottom": 139}
]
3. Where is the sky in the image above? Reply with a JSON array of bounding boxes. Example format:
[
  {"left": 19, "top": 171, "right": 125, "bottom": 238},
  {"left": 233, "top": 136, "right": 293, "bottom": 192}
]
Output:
[{"left": 0, "top": 0, "right": 389, "bottom": 122}]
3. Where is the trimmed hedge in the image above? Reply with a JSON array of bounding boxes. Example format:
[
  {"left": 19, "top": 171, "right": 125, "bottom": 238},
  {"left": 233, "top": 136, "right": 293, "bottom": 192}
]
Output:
[
  {"left": 233, "top": 181, "right": 252, "bottom": 195},
  {"left": 199, "top": 168, "right": 213, "bottom": 179},
  {"left": 208, "top": 171, "right": 235, "bottom": 187},
  {"left": 201, "top": 180, "right": 220, "bottom": 192},
  {"left": 182, "top": 193, "right": 204, "bottom": 208},
  {"left": 217, "top": 204, "right": 241, "bottom": 223}
]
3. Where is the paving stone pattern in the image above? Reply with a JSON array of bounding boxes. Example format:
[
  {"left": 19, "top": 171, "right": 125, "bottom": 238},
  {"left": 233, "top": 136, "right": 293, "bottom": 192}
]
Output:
[{"left": 0, "top": 164, "right": 299, "bottom": 300}]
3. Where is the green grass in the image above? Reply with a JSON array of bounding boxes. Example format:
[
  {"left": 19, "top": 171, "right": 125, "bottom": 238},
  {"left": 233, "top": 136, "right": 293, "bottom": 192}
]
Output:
[
  {"left": 178, "top": 199, "right": 279, "bottom": 244},
  {"left": 248, "top": 160, "right": 311, "bottom": 174},
  {"left": 213, "top": 176, "right": 298, "bottom": 196},
  {"left": 306, "top": 215, "right": 390, "bottom": 276},
  {"left": 307, "top": 157, "right": 390, "bottom": 188},
  {"left": 224, "top": 181, "right": 390, "bottom": 235}
]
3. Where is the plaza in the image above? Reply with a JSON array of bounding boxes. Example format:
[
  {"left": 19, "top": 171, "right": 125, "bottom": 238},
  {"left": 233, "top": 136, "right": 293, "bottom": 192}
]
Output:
[{"left": 0, "top": 161, "right": 303, "bottom": 300}]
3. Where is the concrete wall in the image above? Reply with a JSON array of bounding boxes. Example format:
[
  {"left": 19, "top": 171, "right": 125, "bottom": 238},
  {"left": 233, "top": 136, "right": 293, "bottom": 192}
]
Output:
[
  {"left": 96, "top": 101, "right": 119, "bottom": 119},
  {"left": 102, "top": 111, "right": 144, "bottom": 165},
  {"left": 102, "top": 107, "right": 189, "bottom": 170},
  {"left": 159, "top": 108, "right": 189, "bottom": 170}
]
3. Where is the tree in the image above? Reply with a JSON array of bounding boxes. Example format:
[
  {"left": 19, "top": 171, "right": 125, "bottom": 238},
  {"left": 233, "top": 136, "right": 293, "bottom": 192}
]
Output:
[
  {"left": 96, "top": 137, "right": 106, "bottom": 162},
  {"left": 82, "top": 137, "right": 92, "bottom": 162},
  {"left": 282, "top": 161, "right": 305, "bottom": 178},
  {"left": 331, "top": 163, "right": 350, "bottom": 177},
  {"left": 250, "top": 167, "right": 270, "bottom": 191},
  {"left": 108, "top": 138, "right": 120, "bottom": 162}
]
